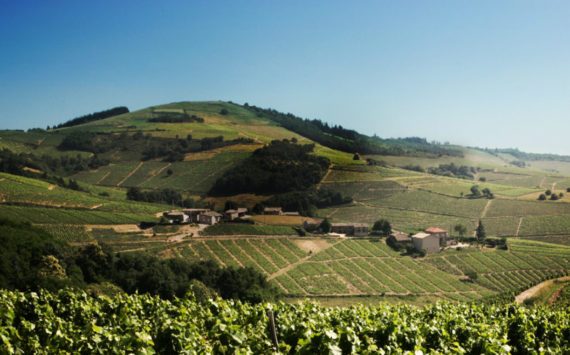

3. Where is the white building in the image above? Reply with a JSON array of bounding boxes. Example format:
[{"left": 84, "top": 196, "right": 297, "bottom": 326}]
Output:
[{"left": 412, "top": 232, "right": 440, "bottom": 254}]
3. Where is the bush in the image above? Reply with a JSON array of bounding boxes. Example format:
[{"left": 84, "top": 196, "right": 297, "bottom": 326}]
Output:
[{"left": 538, "top": 194, "right": 547, "bottom": 201}]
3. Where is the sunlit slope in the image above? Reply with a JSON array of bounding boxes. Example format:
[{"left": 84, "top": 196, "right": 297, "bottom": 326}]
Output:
[{"left": 65, "top": 101, "right": 312, "bottom": 143}]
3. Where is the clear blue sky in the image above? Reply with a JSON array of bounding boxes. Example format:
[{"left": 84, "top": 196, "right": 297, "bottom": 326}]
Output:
[{"left": 1, "top": 1, "right": 569, "bottom": 154}]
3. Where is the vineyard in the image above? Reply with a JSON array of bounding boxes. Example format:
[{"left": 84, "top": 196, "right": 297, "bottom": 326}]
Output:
[{"left": 1, "top": 289, "right": 569, "bottom": 354}]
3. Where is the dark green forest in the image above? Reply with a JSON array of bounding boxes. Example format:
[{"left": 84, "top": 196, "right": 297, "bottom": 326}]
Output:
[{"left": 209, "top": 140, "right": 330, "bottom": 196}]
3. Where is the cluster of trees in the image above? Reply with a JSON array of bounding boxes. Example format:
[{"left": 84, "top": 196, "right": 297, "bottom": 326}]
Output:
[
  {"left": 483, "top": 147, "right": 570, "bottom": 163},
  {"left": 259, "top": 187, "right": 352, "bottom": 217},
  {"left": 148, "top": 113, "right": 204, "bottom": 123},
  {"left": 242, "top": 104, "right": 463, "bottom": 157},
  {"left": 0, "top": 148, "right": 107, "bottom": 192},
  {"left": 538, "top": 189, "right": 564, "bottom": 201},
  {"left": 52, "top": 106, "right": 129, "bottom": 129},
  {"left": 209, "top": 140, "right": 330, "bottom": 196},
  {"left": 470, "top": 185, "right": 494, "bottom": 199},
  {"left": 126, "top": 187, "right": 195, "bottom": 207},
  {"left": 58, "top": 131, "right": 253, "bottom": 162},
  {"left": 372, "top": 219, "right": 391, "bottom": 236},
  {"left": 0, "top": 219, "right": 277, "bottom": 303},
  {"left": 428, "top": 163, "right": 476, "bottom": 180}
]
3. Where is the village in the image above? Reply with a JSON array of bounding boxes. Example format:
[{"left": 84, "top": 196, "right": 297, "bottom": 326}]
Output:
[{"left": 161, "top": 206, "right": 454, "bottom": 254}]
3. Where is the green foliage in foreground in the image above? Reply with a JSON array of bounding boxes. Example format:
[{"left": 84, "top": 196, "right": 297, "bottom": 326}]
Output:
[{"left": 1, "top": 289, "right": 569, "bottom": 354}]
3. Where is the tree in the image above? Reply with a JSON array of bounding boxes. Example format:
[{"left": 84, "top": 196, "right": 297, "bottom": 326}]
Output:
[
  {"left": 567, "top": 187, "right": 570, "bottom": 193},
  {"left": 479, "top": 177, "right": 486, "bottom": 182},
  {"left": 545, "top": 189, "right": 552, "bottom": 196},
  {"left": 470, "top": 185, "right": 481, "bottom": 197},
  {"left": 476, "top": 220, "right": 486, "bottom": 242},
  {"left": 538, "top": 194, "right": 546, "bottom": 200},
  {"left": 224, "top": 200, "right": 237, "bottom": 211},
  {"left": 550, "top": 194, "right": 559, "bottom": 201},
  {"left": 166, "top": 169, "right": 173, "bottom": 176},
  {"left": 482, "top": 187, "right": 493, "bottom": 199},
  {"left": 353, "top": 153, "right": 361, "bottom": 160},
  {"left": 252, "top": 203, "right": 264, "bottom": 215},
  {"left": 220, "top": 108, "right": 228, "bottom": 115},
  {"left": 319, "top": 218, "right": 332, "bottom": 233},
  {"left": 454, "top": 224, "right": 467, "bottom": 238},
  {"left": 372, "top": 219, "right": 391, "bottom": 236}
]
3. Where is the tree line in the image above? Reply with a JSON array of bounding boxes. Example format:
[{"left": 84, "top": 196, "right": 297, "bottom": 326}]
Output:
[
  {"left": 242, "top": 103, "right": 463, "bottom": 157},
  {"left": 52, "top": 106, "right": 129, "bottom": 129}
]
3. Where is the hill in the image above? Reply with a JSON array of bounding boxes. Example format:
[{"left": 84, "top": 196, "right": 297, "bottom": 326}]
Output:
[{"left": 1, "top": 100, "right": 569, "bottom": 305}]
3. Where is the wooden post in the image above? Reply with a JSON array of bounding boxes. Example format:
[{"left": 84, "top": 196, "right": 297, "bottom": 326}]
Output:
[{"left": 267, "top": 310, "right": 279, "bottom": 351}]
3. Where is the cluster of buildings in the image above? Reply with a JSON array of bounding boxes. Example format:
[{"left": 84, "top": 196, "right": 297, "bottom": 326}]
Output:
[
  {"left": 163, "top": 208, "right": 223, "bottom": 225},
  {"left": 163, "top": 206, "right": 447, "bottom": 255},
  {"left": 303, "top": 220, "right": 369, "bottom": 236},
  {"left": 390, "top": 227, "right": 448, "bottom": 254},
  {"left": 162, "top": 206, "right": 300, "bottom": 226}
]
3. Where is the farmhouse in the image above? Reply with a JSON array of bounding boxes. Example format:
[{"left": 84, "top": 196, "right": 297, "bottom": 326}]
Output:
[
  {"left": 425, "top": 227, "right": 448, "bottom": 243},
  {"left": 412, "top": 232, "right": 440, "bottom": 254},
  {"left": 183, "top": 208, "right": 210, "bottom": 223},
  {"left": 331, "top": 223, "right": 369, "bottom": 237},
  {"left": 283, "top": 211, "right": 300, "bottom": 216},
  {"left": 225, "top": 207, "right": 249, "bottom": 221},
  {"left": 163, "top": 211, "right": 188, "bottom": 224},
  {"left": 224, "top": 209, "right": 239, "bottom": 221},
  {"left": 390, "top": 231, "right": 411, "bottom": 243},
  {"left": 198, "top": 211, "right": 223, "bottom": 225},
  {"left": 264, "top": 207, "right": 283, "bottom": 215}
]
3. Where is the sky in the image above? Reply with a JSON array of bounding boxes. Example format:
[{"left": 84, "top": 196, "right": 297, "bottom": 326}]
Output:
[{"left": 1, "top": 0, "right": 569, "bottom": 155}]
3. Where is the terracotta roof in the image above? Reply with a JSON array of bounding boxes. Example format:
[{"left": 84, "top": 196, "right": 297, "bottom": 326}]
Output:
[{"left": 426, "top": 227, "right": 447, "bottom": 233}]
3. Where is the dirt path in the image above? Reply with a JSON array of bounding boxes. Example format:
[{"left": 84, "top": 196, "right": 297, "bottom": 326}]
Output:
[
  {"left": 552, "top": 182, "right": 557, "bottom": 191},
  {"left": 515, "top": 276, "right": 570, "bottom": 304},
  {"left": 480, "top": 199, "right": 493, "bottom": 218},
  {"left": 548, "top": 285, "right": 565, "bottom": 305},
  {"left": 539, "top": 176, "right": 546, "bottom": 188},
  {"left": 117, "top": 162, "right": 143, "bottom": 187},
  {"left": 48, "top": 184, "right": 56, "bottom": 190},
  {"left": 96, "top": 172, "right": 111, "bottom": 185},
  {"left": 90, "top": 204, "right": 103, "bottom": 210},
  {"left": 141, "top": 163, "right": 172, "bottom": 186},
  {"left": 268, "top": 239, "right": 341, "bottom": 280},
  {"left": 317, "top": 163, "right": 334, "bottom": 190},
  {"left": 515, "top": 217, "right": 524, "bottom": 236}
]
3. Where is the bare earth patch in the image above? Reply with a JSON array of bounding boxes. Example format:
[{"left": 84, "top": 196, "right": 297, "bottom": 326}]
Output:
[
  {"left": 48, "top": 184, "right": 56, "bottom": 190},
  {"left": 290, "top": 238, "right": 333, "bottom": 254},
  {"left": 84, "top": 224, "right": 143, "bottom": 233},
  {"left": 515, "top": 276, "right": 570, "bottom": 303}
]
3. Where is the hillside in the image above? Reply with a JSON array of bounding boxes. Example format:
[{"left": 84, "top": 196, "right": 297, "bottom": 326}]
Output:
[{"left": 1, "top": 100, "right": 570, "bottom": 305}]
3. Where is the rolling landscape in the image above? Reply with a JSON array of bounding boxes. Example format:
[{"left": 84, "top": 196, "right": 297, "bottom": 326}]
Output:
[
  {"left": 3, "top": 1, "right": 570, "bottom": 351},
  {"left": 2, "top": 101, "right": 570, "bottom": 352}
]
